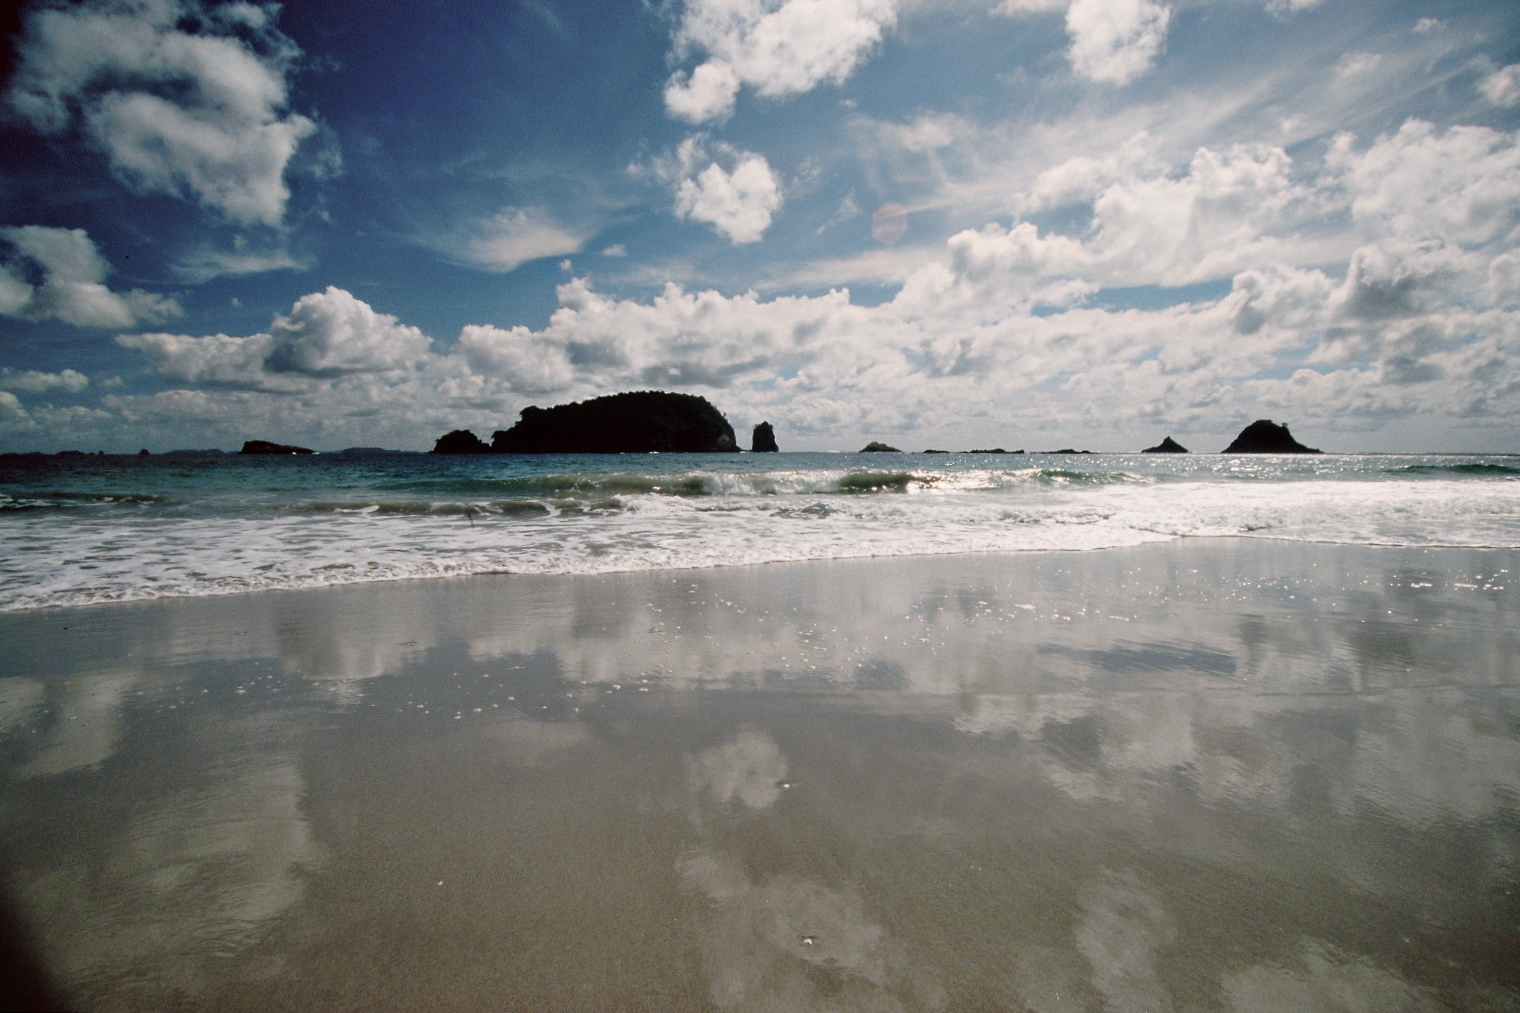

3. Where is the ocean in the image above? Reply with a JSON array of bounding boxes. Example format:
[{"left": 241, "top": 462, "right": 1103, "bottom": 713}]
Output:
[{"left": 2, "top": 450, "right": 1517, "bottom": 611}]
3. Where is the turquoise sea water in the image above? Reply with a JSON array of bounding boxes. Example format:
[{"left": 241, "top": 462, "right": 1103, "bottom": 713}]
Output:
[{"left": 2, "top": 450, "right": 1517, "bottom": 610}]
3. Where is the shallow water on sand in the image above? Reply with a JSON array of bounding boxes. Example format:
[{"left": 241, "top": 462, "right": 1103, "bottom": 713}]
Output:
[{"left": 1, "top": 541, "right": 1517, "bottom": 1011}]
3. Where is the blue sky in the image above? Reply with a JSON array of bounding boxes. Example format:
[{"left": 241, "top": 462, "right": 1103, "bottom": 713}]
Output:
[{"left": 1, "top": 0, "right": 1518, "bottom": 452}]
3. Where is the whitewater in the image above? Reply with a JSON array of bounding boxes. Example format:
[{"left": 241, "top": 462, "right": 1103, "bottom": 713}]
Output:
[{"left": 2, "top": 450, "right": 1517, "bottom": 610}]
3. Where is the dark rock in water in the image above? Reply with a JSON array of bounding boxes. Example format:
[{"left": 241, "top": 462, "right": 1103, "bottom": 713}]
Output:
[
  {"left": 240, "top": 440, "right": 315, "bottom": 455},
  {"left": 859, "top": 441, "right": 902, "bottom": 453},
  {"left": 1041, "top": 448, "right": 1091, "bottom": 454},
  {"left": 922, "top": 449, "right": 950, "bottom": 454},
  {"left": 751, "top": 421, "right": 779, "bottom": 452},
  {"left": 964, "top": 448, "right": 1022, "bottom": 454},
  {"left": 137, "top": 448, "right": 150, "bottom": 456},
  {"left": 491, "top": 391, "right": 739, "bottom": 453},
  {"left": 162, "top": 448, "right": 225, "bottom": 456},
  {"left": 1222, "top": 420, "right": 1321, "bottom": 454},
  {"left": 339, "top": 446, "right": 398, "bottom": 455},
  {"left": 1142, "top": 436, "right": 1189, "bottom": 453},
  {"left": 431, "top": 430, "right": 491, "bottom": 454}
]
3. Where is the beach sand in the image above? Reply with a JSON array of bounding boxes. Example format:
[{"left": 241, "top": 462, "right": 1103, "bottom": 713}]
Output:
[{"left": 1, "top": 540, "right": 1518, "bottom": 1011}]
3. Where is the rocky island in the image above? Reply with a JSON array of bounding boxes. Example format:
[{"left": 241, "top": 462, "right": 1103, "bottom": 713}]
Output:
[
  {"left": 1142, "top": 436, "right": 1189, "bottom": 453},
  {"left": 239, "top": 440, "right": 314, "bottom": 455},
  {"left": 751, "top": 422, "right": 779, "bottom": 453},
  {"left": 433, "top": 391, "right": 740, "bottom": 454},
  {"left": 1222, "top": 420, "right": 1321, "bottom": 453}
]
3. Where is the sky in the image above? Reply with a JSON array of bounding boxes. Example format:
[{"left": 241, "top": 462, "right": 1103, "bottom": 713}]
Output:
[{"left": 0, "top": 0, "right": 1518, "bottom": 453}]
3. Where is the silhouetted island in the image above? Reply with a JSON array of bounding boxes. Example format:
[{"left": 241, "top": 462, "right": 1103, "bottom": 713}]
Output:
[
  {"left": 432, "top": 430, "right": 492, "bottom": 454},
  {"left": 1142, "top": 436, "right": 1189, "bottom": 453},
  {"left": 859, "top": 442, "right": 902, "bottom": 453},
  {"left": 1222, "top": 420, "right": 1321, "bottom": 453},
  {"left": 240, "top": 440, "right": 314, "bottom": 455},
  {"left": 751, "top": 422, "right": 779, "bottom": 452},
  {"left": 478, "top": 391, "right": 740, "bottom": 453}
]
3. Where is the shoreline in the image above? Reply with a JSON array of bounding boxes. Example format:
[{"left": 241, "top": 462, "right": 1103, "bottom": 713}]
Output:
[{"left": 5, "top": 530, "right": 1520, "bottom": 617}]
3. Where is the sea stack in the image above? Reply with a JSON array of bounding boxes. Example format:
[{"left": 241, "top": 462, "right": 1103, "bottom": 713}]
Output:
[
  {"left": 1221, "top": 420, "right": 1321, "bottom": 453},
  {"left": 1142, "top": 436, "right": 1189, "bottom": 453},
  {"left": 859, "top": 441, "right": 902, "bottom": 453},
  {"left": 751, "top": 421, "right": 779, "bottom": 452}
]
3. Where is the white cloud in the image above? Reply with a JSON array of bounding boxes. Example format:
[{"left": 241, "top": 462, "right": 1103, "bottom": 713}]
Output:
[
  {"left": 1064, "top": 0, "right": 1171, "bottom": 85},
  {"left": 118, "top": 287, "right": 431, "bottom": 388},
  {"left": 81, "top": 117, "right": 1520, "bottom": 451},
  {"left": 1479, "top": 64, "right": 1520, "bottom": 107},
  {"left": 454, "top": 209, "right": 589, "bottom": 273},
  {"left": 7, "top": 0, "right": 315, "bottom": 226},
  {"left": 456, "top": 324, "right": 576, "bottom": 394},
  {"left": 172, "top": 244, "right": 307, "bottom": 283},
  {"left": 664, "top": 0, "right": 898, "bottom": 124},
  {"left": 0, "top": 368, "right": 90, "bottom": 394},
  {"left": 0, "top": 226, "right": 181, "bottom": 329},
  {"left": 666, "top": 138, "right": 784, "bottom": 244},
  {"left": 1329, "top": 120, "right": 1520, "bottom": 246}
]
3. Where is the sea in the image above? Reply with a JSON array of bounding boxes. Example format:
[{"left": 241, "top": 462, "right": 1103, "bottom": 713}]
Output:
[{"left": 2, "top": 449, "right": 1518, "bottom": 611}]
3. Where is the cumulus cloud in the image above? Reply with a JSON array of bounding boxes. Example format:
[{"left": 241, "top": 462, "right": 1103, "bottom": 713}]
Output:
[
  {"left": 0, "top": 226, "right": 180, "bottom": 328},
  {"left": 664, "top": 0, "right": 898, "bottom": 124},
  {"left": 1329, "top": 121, "right": 1520, "bottom": 246},
  {"left": 665, "top": 137, "right": 784, "bottom": 244},
  {"left": 67, "top": 117, "right": 1520, "bottom": 451},
  {"left": 999, "top": 0, "right": 1170, "bottom": 85},
  {"left": 118, "top": 287, "right": 430, "bottom": 388},
  {"left": 1065, "top": 0, "right": 1171, "bottom": 84},
  {"left": 0, "top": 368, "right": 90, "bottom": 394},
  {"left": 7, "top": 0, "right": 315, "bottom": 226}
]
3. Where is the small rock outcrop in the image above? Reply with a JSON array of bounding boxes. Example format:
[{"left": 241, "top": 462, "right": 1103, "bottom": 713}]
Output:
[
  {"left": 1041, "top": 448, "right": 1091, "bottom": 455},
  {"left": 859, "top": 442, "right": 902, "bottom": 453},
  {"left": 964, "top": 448, "right": 1023, "bottom": 454},
  {"left": 432, "top": 430, "right": 492, "bottom": 454},
  {"left": 1222, "top": 420, "right": 1321, "bottom": 454},
  {"left": 491, "top": 391, "right": 739, "bottom": 453},
  {"left": 751, "top": 421, "right": 779, "bottom": 452},
  {"left": 1142, "top": 436, "right": 1189, "bottom": 453},
  {"left": 240, "top": 440, "right": 314, "bottom": 455}
]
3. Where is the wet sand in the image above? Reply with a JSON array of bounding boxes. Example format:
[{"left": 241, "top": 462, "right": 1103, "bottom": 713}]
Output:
[{"left": 1, "top": 540, "right": 1518, "bottom": 1011}]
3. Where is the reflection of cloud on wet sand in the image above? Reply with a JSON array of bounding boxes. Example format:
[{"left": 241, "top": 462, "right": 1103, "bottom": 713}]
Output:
[
  {"left": 1224, "top": 939, "right": 1440, "bottom": 1012},
  {"left": 690, "top": 725, "right": 788, "bottom": 810},
  {"left": 16, "top": 670, "right": 135, "bottom": 777},
  {"left": 9, "top": 733, "right": 323, "bottom": 1002},
  {"left": 1074, "top": 871, "right": 1176, "bottom": 1013},
  {"left": 680, "top": 728, "right": 943, "bottom": 1010}
]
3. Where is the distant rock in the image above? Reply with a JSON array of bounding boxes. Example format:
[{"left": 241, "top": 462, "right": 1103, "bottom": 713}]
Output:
[
  {"left": 1222, "top": 420, "right": 1321, "bottom": 454},
  {"left": 138, "top": 448, "right": 150, "bottom": 456},
  {"left": 162, "top": 448, "right": 225, "bottom": 457},
  {"left": 240, "top": 440, "right": 314, "bottom": 455},
  {"left": 751, "top": 421, "right": 779, "bottom": 452},
  {"left": 963, "top": 448, "right": 1023, "bottom": 454},
  {"left": 859, "top": 441, "right": 903, "bottom": 453},
  {"left": 491, "top": 391, "right": 739, "bottom": 453},
  {"left": 431, "top": 430, "right": 492, "bottom": 454},
  {"left": 338, "top": 446, "right": 399, "bottom": 455},
  {"left": 922, "top": 449, "right": 950, "bottom": 454},
  {"left": 1142, "top": 436, "right": 1189, "bottom": 453},
  {"left": 1040, "top": 448, "right": 1091, "bottom": 454}
]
